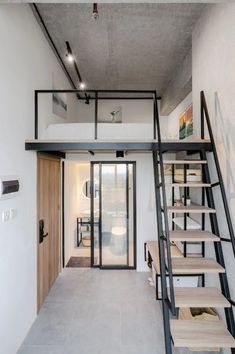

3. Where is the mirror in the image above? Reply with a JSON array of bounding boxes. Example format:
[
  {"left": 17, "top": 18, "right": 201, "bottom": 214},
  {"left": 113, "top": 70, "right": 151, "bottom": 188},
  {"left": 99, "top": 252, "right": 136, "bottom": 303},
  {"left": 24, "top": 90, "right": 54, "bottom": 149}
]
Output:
[{"left": 82, "top": 180, "right": 99, "bottom": 198}]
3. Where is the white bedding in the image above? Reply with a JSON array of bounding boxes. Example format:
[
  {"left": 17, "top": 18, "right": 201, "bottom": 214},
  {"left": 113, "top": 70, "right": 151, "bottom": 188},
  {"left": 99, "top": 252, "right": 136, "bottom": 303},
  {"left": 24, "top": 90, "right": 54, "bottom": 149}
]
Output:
[{"left": 42, "top": 122, "right": 154, "bottom": 140}]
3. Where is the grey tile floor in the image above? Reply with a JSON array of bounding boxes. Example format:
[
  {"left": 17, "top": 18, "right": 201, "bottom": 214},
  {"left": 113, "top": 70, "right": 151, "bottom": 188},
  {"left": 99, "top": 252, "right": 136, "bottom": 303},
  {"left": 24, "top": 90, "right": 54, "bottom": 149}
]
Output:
[{"left": 18, "top": 269, "right": 220, "bottom": 354}]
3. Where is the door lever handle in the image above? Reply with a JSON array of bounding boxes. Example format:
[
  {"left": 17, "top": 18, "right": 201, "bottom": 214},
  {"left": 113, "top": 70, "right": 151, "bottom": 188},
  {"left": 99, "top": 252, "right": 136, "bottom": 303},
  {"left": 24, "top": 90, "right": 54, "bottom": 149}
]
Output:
[{"left": 39, "top": 219, "right": 48, "bottom": 244}]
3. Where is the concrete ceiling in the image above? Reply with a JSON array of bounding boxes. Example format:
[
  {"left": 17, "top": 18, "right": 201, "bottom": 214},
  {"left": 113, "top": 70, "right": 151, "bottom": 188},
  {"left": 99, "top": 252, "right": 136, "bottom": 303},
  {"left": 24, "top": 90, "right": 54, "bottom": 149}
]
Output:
[{"left": 36, "top": 3, "right": 206, "bottom": 113}]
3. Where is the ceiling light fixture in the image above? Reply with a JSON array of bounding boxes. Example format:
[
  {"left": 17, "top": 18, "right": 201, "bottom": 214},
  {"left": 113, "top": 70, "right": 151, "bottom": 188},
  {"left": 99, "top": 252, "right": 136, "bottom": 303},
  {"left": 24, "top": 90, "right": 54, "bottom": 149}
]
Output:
[
  {"left": 66, "top": 42, "right": 74, "bottom": 63},
  {"left": 65, "top": 41, "right": 87, "bottom": 101},
  {"left": 85, "top": 93, "right": 90, "bottom": 105},
  {"left": 92, "top": 3, "right": 99, "bottom": 20},
  {"left": 66, "top": 53, "right": 74, "bottom": 62}
]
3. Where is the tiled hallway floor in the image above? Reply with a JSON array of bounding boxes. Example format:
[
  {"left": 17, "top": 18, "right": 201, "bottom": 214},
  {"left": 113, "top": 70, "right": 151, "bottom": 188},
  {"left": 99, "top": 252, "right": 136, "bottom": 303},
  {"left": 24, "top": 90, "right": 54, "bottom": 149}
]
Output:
[{"left": 17, "top": 269, "right": 220, "bottom": 354}]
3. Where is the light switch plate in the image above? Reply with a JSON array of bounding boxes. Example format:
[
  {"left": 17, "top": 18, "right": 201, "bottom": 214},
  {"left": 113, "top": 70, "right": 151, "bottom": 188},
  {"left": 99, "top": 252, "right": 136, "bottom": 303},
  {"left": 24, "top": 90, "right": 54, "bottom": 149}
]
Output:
[
  {"left": 2, "top": 210, "right": 10, "bottom": 223},
  {"left": 10, "top": 208, "right": 17, "bottom": 220}
]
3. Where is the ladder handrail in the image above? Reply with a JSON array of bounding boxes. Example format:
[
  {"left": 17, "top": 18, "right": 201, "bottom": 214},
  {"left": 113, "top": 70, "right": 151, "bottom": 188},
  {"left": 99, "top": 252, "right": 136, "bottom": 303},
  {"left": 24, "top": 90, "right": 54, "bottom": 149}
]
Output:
[
  {"left": 200, "top": 91, "right": 235, "bottom": 257},
  {"left": 153, "top": 91, "right": 176, "bottom": 315}
]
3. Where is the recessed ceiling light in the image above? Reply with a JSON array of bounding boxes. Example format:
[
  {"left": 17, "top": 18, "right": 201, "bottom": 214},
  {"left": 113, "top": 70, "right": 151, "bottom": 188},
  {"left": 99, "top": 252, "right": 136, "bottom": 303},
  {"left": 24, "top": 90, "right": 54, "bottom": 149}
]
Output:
[
  {"left": 66, "top": 53, "right": 74, "bottom": 62},
  {"left": 80, "top": 82, "right": 86, "bottom": 90}
]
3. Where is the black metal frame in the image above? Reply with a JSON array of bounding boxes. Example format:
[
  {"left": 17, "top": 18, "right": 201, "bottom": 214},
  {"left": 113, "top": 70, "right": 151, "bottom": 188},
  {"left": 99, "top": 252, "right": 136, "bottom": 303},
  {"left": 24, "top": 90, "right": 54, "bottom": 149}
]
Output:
[
  {"left": 201, "top": 150, "right": 235, "bottom": 341},
  {"left": 126, "top": 163, "right": 130, "bottom": 266},
  {"left": 201, "top": 91, "right": 235, "bottom": 256},
  {"left": 90, "top": 161, "right": 137, "bottom": 270},
  {"left": 33, "top": 89, "right": 161, "bottom": 140},
  {"left": 152, "top": 90, "right": 175, "bottom": 354},
  {"left": 61, "top": 161, "right": 65, "bottom": 268},
  {"left": 25, "top": 140, "right": 212, "bottom": 153},
  {"left": 200, "top": 92, "right": 235, "bottom": 351},
  {"left": 150, "top": 91, "right": 235, "bottom": 354},
  {"left": 76, "top": 216, "right": 99, "bottom": 247}
]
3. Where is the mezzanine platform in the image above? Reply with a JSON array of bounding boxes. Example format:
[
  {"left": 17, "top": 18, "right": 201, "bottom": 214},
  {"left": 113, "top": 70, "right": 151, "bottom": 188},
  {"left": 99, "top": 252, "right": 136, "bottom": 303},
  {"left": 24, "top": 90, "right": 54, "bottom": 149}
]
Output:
[{"left": 25, "top": 139, "right": 212, "bottom": 153}]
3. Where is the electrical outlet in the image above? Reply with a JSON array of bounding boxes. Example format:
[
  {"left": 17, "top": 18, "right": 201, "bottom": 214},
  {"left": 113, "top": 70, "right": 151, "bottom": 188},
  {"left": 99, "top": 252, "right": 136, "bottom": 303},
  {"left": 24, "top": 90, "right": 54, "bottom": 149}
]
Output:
[
  {"left": 2, "top": 210, "right": 10, "bottom": 223},
  {"left": 9, "top": 208, "right": 17, "bottom": 220}
]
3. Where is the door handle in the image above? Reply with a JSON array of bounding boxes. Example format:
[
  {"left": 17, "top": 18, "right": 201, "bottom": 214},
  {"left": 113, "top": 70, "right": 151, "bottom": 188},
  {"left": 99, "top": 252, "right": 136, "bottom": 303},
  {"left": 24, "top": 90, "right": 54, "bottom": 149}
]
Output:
[{"left": 39, "top": 219, "right": 48, "bottom": 244}]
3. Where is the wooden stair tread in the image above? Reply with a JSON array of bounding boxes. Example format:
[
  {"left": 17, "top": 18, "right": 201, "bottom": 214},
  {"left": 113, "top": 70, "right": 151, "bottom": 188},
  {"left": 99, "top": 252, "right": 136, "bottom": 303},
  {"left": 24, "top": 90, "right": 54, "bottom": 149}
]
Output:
[
  {"left": 163, "top": 160, "right": 207, "bottom": 164},
  {"left": 170, "top": 230, "right": 220, "bottom": 242},
  {"left": 166, "top": 182, "right": 211, "bottom": 187},
  {"left": 146, "top": 241, "right": 182, "bottom": 273},
  {"left": 173, "top": 287, "right": 230, "bottom": 308},
  {"left": 171, "top": 320, "right": 235, "bottom": 348},
  {"left": 146, "top": 242, "right": 224, "bottom": 274},
  {"left": 171, "top": 257, "right": 225, "bottom": 274},
  {"left": 168, "top": 204, "right": 216, "bottom": 213}
]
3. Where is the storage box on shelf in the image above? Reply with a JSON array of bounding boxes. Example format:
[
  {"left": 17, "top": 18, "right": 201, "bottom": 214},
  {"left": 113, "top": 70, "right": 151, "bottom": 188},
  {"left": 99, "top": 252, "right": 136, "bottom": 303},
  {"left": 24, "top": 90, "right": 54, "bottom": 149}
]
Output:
[
  {"left": 145, "top": 241, "right": 199, "bottom": 298},
  {"left": 174, "top": 168, "right": 202, "bottom": 183},
  {"left": 179, "top": 307, "right": 220, "bottom": 352}
]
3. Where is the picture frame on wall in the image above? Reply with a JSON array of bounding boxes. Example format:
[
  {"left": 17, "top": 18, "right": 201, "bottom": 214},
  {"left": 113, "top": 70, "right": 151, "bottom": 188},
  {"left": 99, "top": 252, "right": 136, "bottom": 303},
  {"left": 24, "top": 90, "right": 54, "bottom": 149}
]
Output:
[
  {"left": 52, "top": 92, "right": 68, "bottom": 119},
  {"left": 98, "top": 106, "right": 122, "bottom": 123},
  {"left": 179, "top": 104, "right": 193, "bottom": 140},
  {"left": 52, "top": 73, "right": 68, "bottom": 119}
]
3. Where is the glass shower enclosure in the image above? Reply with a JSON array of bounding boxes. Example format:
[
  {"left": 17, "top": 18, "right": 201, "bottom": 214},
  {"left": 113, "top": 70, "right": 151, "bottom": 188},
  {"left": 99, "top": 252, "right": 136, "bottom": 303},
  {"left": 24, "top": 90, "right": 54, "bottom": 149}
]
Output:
[{"left": 90, "top": 162, "right": 136, "bottom": 269}]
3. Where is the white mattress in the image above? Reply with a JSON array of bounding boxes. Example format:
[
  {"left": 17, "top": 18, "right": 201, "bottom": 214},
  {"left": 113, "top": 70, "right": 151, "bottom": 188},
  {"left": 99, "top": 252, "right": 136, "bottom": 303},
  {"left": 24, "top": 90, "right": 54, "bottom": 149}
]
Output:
[{"left": 41, "top": 122, "right": 154, "bottom": 140}]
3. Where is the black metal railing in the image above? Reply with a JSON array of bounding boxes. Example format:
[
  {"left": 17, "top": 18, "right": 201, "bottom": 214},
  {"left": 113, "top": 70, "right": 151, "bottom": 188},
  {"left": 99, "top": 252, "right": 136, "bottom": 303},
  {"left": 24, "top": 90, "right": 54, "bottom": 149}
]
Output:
[
  {"left": 201, "top": 91, "right": 235, "bottom": 256},
  {"left": 154, "top": 91, "right": 235, "bottom": 354},
  {"left": 201, "top": 91, "right": 235, "bottom": 347},
  {"left": 34, "top": 89, "right": 161, "bottom": 140},
  {"left": 152, "top": 91, "right": 175, "bottom": 354}
]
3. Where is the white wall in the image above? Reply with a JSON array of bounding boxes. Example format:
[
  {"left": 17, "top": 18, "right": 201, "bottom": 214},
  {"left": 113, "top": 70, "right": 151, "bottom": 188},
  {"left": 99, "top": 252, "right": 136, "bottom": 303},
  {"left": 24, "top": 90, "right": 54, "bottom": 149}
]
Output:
[
  {"left": 64, "top": 162, "right": 79, "bottom": 265},
  {"left": 0, "top": 5, "right": 71, "bottom": 354},
  {"left": 167, "top": 92, "right": 192, "bottom": 140},
  {"left": 66, "top": 153, "right": 172, "bottom": 271},
  {"left": 38, "top": 91, "right": 79, "bottom": 138},
  {"left": 64, "top": 162, "right": 91, "bottom": 264},
  {"left": 192, "top": 4, "right": 235, "bottom": 347},
  {"left": 76, "top": 99, "right": 153, "bottom": 124}
]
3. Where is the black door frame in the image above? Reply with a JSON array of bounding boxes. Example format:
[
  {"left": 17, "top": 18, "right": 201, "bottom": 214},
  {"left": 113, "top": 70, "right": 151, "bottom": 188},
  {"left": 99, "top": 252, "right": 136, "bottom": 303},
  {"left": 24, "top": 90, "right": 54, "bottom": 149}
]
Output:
[{"left": 90, "top": 161, "right": 137, "bottom": 270}]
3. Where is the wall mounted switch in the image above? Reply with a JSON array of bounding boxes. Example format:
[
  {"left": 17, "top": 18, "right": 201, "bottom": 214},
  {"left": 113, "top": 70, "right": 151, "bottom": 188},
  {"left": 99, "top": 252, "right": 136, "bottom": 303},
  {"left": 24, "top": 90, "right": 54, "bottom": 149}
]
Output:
[
  {"left": 2, "top": 210, "right": 10, "bottom": 223},
  {"left": 9, "top": 208, "right": 17, "bottom": 220}
]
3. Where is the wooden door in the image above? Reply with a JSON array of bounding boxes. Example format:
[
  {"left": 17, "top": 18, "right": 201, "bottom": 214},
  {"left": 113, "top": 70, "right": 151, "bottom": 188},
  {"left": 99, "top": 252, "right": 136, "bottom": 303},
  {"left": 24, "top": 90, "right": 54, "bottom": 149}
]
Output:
[{"left": 37, "top": 153, "right": 61, "bottom": 310}]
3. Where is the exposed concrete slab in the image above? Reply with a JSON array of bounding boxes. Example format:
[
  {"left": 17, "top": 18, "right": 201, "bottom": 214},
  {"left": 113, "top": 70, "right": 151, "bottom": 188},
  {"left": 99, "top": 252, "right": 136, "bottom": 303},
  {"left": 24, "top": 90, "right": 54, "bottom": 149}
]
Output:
[
  {"left": 34, "top": 3, "right": 205, "bottom": 98},
  {"left": 3, "top": 1, "right": 230, "bottom": 4},
  {"left": 160, "top": 50, "right": 192, "bottom": 116}
]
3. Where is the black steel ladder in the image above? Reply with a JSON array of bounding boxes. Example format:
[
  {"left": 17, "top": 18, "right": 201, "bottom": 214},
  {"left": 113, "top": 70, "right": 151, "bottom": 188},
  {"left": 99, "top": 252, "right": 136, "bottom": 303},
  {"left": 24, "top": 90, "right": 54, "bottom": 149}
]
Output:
[{"left": 152, "top": 91, "right": 235, "bottom": 354}]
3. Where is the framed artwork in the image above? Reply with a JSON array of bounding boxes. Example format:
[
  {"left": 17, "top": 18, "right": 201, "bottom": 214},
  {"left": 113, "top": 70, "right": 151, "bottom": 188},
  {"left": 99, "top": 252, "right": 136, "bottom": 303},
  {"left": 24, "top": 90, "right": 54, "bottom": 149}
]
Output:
[
  {"left": 52, "top": 73, "right": 68, "bottom": 119},
  {"left": 179, "top": 104, "right": 193, "bottom": 140},
  {"left": 98, "top": 106, "right": 122, "bottom": 123},
  {"left": 52, "top": 92, "right": 67, "bottom": 119}
]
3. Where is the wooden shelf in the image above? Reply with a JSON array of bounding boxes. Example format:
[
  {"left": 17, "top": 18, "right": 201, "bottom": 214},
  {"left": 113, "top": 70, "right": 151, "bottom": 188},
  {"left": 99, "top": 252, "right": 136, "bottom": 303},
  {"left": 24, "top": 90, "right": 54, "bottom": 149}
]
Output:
[
  {"left": 146, "top": 241, "right": 182, "bottom": 273},
  {"left": 174, "top": 287, "right": 230, "bottom": 308},
  {"left": 170, "top": 230, "right": 220, "bottom": 242},
  {"left": 163, "top": 160, "right": 207, "bottom": 164},
  {"left": 171, "top": 257, "right": 225, "bottom": 274},
  {"left": 171, "top": 320, "right": 235, "bottom": 348},
  {"left": 168, "top": 204, "right": 216, "bottom": 214},
  {"left": 166, "top": 182, "right": 211, "bottom": 187},
  {"left": 146, "top": 243, "right": 224, "bottom": 274}
]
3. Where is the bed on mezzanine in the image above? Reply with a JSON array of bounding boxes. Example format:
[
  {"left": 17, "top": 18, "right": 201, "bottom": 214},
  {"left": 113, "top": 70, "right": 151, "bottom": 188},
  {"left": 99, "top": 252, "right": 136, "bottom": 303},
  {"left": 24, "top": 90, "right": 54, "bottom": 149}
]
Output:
[{"left": 41, "top": 122, "right": 155, "bottom": 141}]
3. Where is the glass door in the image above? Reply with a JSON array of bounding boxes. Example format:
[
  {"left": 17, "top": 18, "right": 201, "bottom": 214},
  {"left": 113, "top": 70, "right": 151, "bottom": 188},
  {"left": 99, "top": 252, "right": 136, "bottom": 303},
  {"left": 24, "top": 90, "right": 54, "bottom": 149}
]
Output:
[{"left": 91, "top": 162, "right": 136, "bottom": 269}]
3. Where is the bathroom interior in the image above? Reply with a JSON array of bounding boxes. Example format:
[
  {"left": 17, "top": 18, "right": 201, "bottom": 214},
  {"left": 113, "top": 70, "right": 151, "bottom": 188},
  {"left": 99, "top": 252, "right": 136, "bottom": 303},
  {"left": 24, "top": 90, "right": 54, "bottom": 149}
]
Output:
[{"left": 64, "top": 159, "right": 135, "bottom": 269}]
